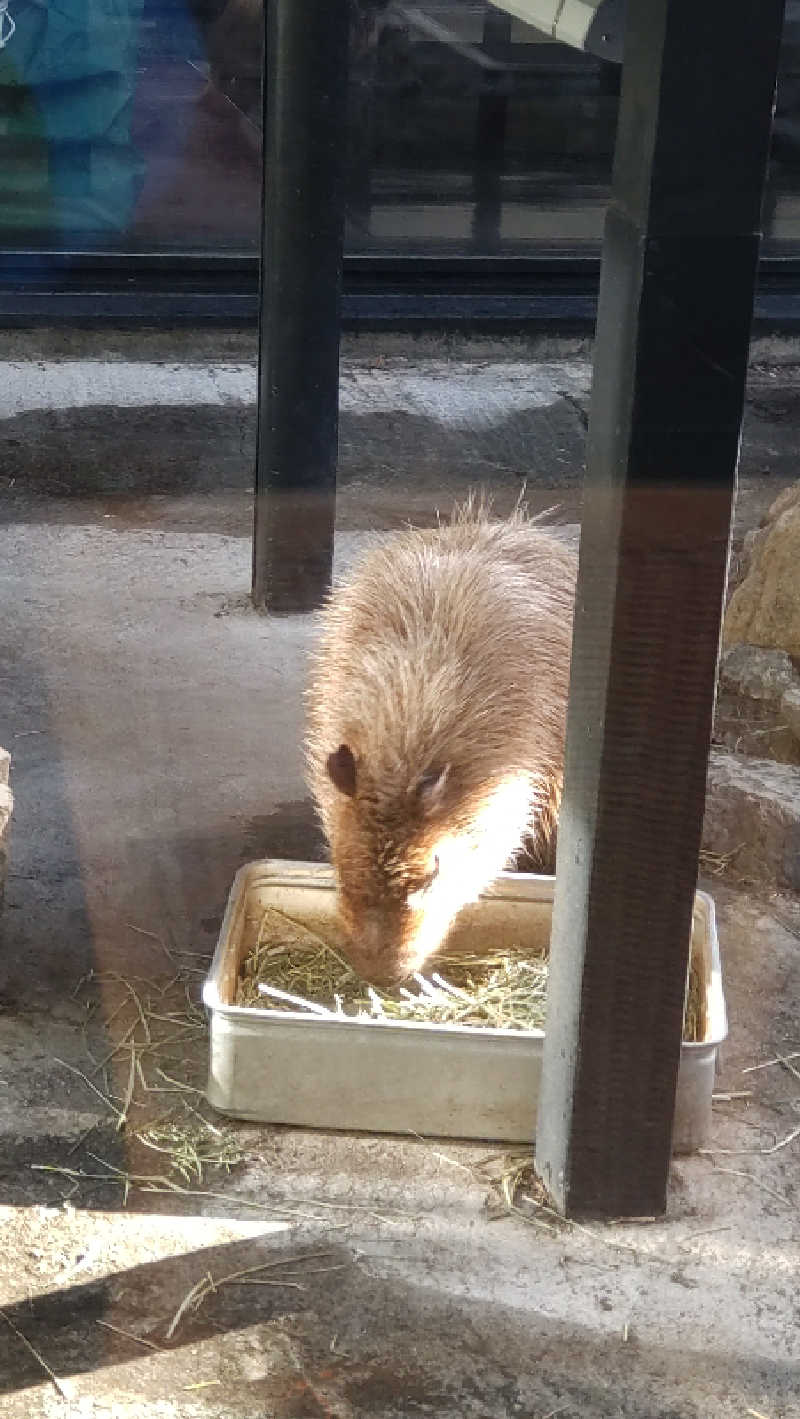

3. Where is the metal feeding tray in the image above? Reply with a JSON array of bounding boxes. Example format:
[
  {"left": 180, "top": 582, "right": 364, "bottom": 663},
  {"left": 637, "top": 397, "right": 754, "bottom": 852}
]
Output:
[{"left": 203, "top": 859, "right": 727, "bottom": 1152}]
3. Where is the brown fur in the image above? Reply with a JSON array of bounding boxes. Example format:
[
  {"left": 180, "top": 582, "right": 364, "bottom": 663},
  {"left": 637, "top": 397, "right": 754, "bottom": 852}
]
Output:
[{"left": 305, "top": 502, "right": 577, "bottom": 984}]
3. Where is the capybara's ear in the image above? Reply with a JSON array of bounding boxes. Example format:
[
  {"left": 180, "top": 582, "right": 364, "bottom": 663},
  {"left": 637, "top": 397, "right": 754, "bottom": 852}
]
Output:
[
  {"left": 327, "top": 744, "right": 358, "bottom": 798},
  {"left": 414, "top": 764, "right": 450, "bottom": 815}
]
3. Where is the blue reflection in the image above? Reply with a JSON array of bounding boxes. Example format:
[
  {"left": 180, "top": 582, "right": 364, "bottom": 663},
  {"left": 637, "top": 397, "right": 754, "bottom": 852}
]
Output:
[{"left": 0, "top": 0, "right": 207, "bottom": 242}]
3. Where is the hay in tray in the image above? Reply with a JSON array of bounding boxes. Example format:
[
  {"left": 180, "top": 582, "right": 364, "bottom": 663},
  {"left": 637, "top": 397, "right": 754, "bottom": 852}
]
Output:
[{"left": 237, "top": 907, "right": 706, "bottom": 1041}]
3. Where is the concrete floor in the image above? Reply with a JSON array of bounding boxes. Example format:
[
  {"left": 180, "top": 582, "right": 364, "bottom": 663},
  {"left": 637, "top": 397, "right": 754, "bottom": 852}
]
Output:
[{"left": 0, "top": 333, "right": 799, "bottom": 1417}]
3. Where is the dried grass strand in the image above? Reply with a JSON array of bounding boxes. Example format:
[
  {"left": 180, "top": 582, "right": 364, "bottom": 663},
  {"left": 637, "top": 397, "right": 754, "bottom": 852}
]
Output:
[
  {"left": 95, "top": 1319, "right": 161, "bottom": 1351},
  {"left": 52, "top": 1056, "right": 123, "bottom": 1123},
  {"left": 742, "top": 1050, "right": 800, "bottom": 1075},
  {"left": 30, "top": 1161, "right": 408, "bottom": 1225},
  {"left": 706, "top": 1165, "right": 792, "bottom": 1207},
  {"left": 699, "top": 1123, "right": 800, "bottom": 1157},
  {"left": 0, "top": 1306, "right": 72, "bottom": 1400},
  {"left": 164, "top": 1250, "right": 338, "bottom": 1338}
]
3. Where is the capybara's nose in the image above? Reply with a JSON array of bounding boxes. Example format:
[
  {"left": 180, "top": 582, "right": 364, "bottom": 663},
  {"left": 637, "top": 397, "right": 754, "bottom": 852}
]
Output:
[
  {"left": 363, "top": 960, "right": 413, "bottom": 989},
  {"left": 345, "top": 920, "right": 413, "bottom": 989}
]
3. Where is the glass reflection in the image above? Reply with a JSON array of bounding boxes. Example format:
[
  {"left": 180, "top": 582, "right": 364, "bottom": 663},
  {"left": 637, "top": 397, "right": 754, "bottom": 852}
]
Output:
[{"left": 0, "top": 0, "right": 797, "bottom": 259}]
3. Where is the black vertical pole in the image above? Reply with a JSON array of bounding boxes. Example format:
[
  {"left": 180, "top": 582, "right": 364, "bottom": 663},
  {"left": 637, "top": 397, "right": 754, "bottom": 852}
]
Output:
[
  {"left": 471, "top": 10, "right": 511, "bottom": 255},
  {"left": 346, "top": 2, "right": 378, "bottom": 240},
  {"left": 535, "top": 0, "right": 785, "bottom": 1218},
  {"left": 253, "top": 0, "right": 350, "bottom": 614}
]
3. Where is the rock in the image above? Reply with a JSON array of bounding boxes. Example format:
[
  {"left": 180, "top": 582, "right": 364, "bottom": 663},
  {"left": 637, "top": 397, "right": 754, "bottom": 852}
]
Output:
[
  {"left": 725, "top": 537, "right": 753, "bottom": 602},
  {"left": 728, "top": 485, "right": 800, "bottom": 593},
  {"left": 782, "top": 684, "right": 800, "bottom": 742},
  {"left": 718, "top": 644, "right": 798, "bottom": 701},
  {"left": 763, "top": 482, "right": 800, "bottom": 522},
  {"left": 702, "top": 748, "right": 800, "bottom": 891},
  {"left": 724, "top": 483, "right": 800, "bottom": 658},
  {"left": 713, "top": 645, "right": 800, "bottom": 764},
  {"left": 0, "top": 748, "right": 11, "bottom": 910}
]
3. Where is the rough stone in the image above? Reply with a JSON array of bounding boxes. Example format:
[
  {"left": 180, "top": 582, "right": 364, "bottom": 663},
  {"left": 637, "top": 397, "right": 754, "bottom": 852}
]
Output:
[
  {"left": 717, "top": 643, "right": 798, "bottom": 701},
  {"left": 761, "top": 481, "right": 800, "bottom": 522},
  {"left": 781, "top": 683, "right": 800, "bottom": 742},
  {"left": 703, "top": 748, "right": 800, "bottom": 890},
  {"left": 0, "top": 748, "right": 10, "bottom": 909},
  {"left": 724, "top": 531, "right": 758, "bottom": 599},
  {"left": 724, "top": 482, "right": 800, "bottom": 657},
  {"left": 713, "top": 644, "right": 800, "bottom": 763},
  {"left": 725, "top": 481, "right": 800, "bottom": 596}
]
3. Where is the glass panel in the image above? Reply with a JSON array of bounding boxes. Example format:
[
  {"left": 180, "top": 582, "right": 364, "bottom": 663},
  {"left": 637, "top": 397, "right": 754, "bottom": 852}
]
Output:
[
  {"left": 0, "top": 0, "right": 797, "bottom": 261},
  {"left": 765, "top": 3, "right": 800, "bottom": 252},
  {"left": 0, "top": 0, "right": 263, "bottom": 250},
  {"left": 348, "top": 2, "right": 615, "bottom": 256}
]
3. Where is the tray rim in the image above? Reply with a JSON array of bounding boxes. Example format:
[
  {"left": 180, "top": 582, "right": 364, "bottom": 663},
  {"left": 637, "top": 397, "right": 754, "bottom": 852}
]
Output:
[{"left": 202, "top": 858, "right": 728, "bottom": 1054}]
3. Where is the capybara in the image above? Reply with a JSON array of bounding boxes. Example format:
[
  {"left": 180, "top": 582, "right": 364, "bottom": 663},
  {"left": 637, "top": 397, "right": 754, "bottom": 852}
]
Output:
[{"left": 305, "top": 503, "right": 577, "bottom": 985}]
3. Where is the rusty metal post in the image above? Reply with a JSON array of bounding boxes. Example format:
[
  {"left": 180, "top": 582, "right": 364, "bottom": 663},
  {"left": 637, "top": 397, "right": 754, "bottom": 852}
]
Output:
[{"left": 535, "top": 0, "right": 786, "bottom": 1217}]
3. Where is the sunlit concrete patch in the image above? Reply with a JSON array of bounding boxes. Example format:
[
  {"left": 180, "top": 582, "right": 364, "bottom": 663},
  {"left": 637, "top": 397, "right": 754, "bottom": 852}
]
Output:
[
  {"left": 340, "top": 360, "right": 592, "bottom": 426},
  {"left": 0, "top": 1205, "right": 288, "bottom": 1308},
  {"left": 0, "top": 363, "right": 257, "bottom": 417},
  {"left": 0, "top": 357, "right": 591, "bottom": 428}
]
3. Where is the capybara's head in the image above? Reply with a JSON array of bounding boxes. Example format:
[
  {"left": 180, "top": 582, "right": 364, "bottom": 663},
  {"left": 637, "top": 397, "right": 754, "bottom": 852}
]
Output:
[{"left": 322, "top": 742, "right": 533, "bottom": 985}]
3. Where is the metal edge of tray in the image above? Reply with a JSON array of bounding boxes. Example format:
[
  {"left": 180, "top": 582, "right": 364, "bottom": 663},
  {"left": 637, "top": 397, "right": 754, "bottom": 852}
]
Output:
[
  {"left": 684, "top": 889, "right": 728, "bottom": 1056},
  {"left": 203, "top": 858, "right": 727, "bottom": 1054}
]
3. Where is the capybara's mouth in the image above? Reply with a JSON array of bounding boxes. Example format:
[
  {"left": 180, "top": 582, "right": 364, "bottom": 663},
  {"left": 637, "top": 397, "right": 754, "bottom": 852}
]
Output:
[
  {"left": 352, "top": 956, "right": 421, "bottom": 989},
  {"left": 343, "top": 937, "right": 428, "bottom": 990},
  {"left": 365, "top": 967, "right": 417, "bottom": 989}
]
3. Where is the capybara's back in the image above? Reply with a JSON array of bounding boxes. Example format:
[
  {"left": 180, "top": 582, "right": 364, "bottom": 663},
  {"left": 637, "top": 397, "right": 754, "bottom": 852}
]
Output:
[{"left": 306, "top": 504, "right": 577, "bottom": 983}]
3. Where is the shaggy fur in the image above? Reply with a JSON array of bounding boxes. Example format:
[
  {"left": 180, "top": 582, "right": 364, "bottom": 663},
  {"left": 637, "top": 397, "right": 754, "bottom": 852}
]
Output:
[{"left": 305, "top": 503, "right": 577, "bottom": 983}]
